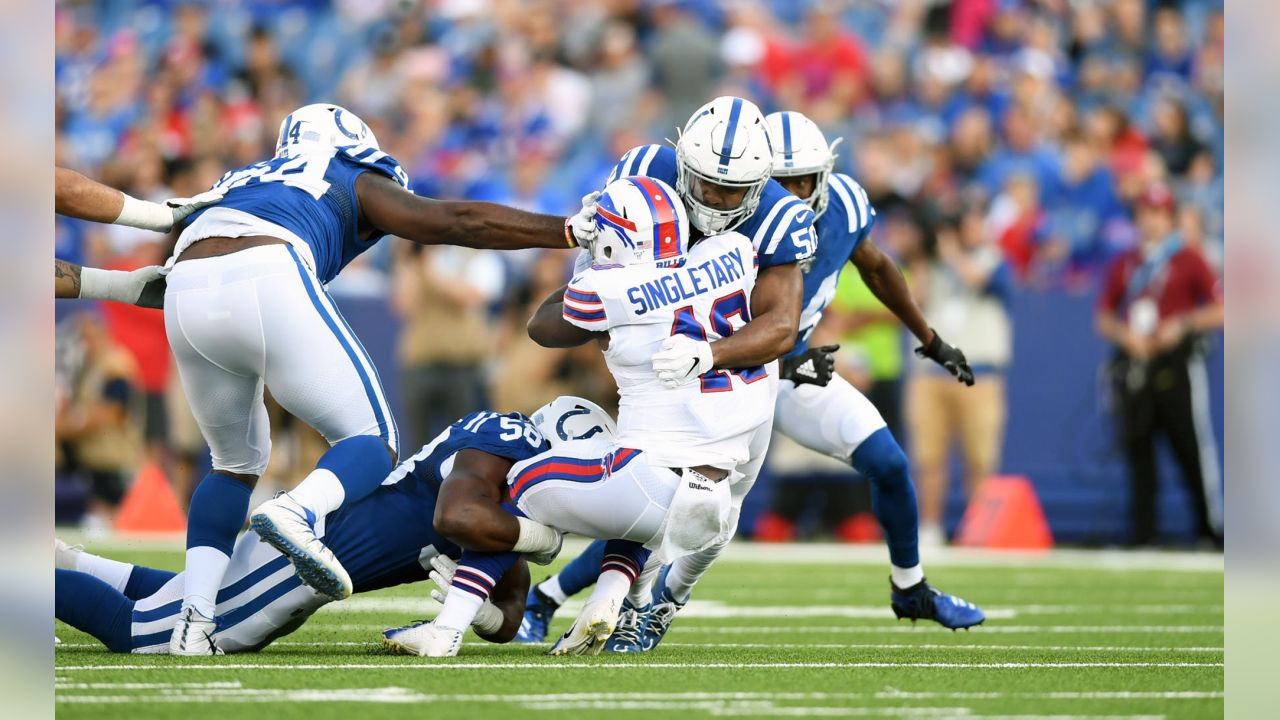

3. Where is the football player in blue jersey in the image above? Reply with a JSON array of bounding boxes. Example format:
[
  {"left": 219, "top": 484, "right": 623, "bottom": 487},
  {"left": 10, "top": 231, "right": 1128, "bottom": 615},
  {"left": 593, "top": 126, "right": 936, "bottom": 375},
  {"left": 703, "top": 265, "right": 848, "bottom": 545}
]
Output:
[
  {"left": 54, "top": 403, "right": 583, "bottom": 655},
  {"left": 155, "top": 103, "right": 586, "bottom": 655},
  {"left": 519, "top": 111, "right": 985, "bottom": 650}
]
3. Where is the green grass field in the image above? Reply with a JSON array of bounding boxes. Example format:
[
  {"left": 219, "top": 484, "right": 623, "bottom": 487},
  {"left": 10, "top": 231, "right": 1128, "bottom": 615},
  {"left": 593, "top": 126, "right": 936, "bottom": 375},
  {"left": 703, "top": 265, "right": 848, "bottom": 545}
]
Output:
[{"left": 55, "top": 540, "right": 1223, "bottom": 719}]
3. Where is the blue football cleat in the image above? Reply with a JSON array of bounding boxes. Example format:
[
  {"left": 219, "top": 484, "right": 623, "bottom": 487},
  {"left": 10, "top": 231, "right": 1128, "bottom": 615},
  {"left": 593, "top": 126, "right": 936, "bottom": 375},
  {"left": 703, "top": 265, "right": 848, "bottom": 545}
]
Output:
[
  {"left": 636, "top": 584, "right": 686, "bottom": 651},
  {"left": 604, "top": 599, "right": 648, "bottom": 653},
  {"left": 515, "top": 583, "right": 560, "bottom": 643},
  {"left": 890, "top": 578, "right": 985, "bottom": 630}
]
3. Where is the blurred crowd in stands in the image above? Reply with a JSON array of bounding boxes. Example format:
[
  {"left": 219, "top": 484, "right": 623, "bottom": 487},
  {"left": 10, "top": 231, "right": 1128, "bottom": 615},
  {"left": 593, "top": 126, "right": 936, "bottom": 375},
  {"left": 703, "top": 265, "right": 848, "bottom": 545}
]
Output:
[{"left": 54, "top": 0, "right": 1223, "bottom": 543}]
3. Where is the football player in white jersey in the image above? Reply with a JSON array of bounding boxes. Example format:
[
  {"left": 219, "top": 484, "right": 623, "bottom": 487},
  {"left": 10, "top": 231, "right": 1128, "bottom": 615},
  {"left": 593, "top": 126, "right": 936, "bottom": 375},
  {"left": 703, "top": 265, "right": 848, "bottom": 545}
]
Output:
[
  {"left": 151, "top": 103, "right": 589, "bottom": 656},
  {"left": 385, "top": 177, "right": 775, "bottom": 657}
]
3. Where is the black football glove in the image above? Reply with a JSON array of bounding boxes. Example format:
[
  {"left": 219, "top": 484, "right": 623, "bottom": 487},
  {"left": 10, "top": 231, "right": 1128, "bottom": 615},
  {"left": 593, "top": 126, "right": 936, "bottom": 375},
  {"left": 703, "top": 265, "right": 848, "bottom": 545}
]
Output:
[
  {"left": 915, "top": 329, "right": 974, "bottom": 386},
  {"left": 136, "top": 275, "right": 167, "bottom": 309},
  {"left": 780, "top": 344, "right": 839, "bottom": 387}
]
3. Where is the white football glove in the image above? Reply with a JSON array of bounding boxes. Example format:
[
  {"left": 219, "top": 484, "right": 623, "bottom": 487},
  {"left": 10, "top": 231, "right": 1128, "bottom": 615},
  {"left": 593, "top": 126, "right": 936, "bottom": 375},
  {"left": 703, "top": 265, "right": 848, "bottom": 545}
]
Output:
[
  {"left": 114, "top": 186, "right": 227, "bottom": 233},
  {"left": 567, "top": 190, "right": 601, "bottom": 254},
  {"left": 427, "top": 554, "right": 504, "bottom": 635},
  {"left": 652, "top": 334, "right": 715, "bottom": 388},
  {"left": 79, "top": 265, "right": 168, "bottom": 309}
]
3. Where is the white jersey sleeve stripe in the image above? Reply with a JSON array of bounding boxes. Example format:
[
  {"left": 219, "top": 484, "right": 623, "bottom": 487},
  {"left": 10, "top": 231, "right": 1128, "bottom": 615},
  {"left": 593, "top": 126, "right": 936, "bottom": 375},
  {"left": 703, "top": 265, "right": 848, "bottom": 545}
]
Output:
[
  {"left": 608, "top": 149, "right": 636, "bottom": 184},
  {"left": 750, "top": 197, "right": 790, "bottom": 249},
  {"left": 828, "top": 175, "right": 860, "bottom": 234},
  {"left": 635, "top": 144, "right": 660, "bottom": 177},
  {"left": 761, "top": 201, "right": 806, "bottom": 256}
]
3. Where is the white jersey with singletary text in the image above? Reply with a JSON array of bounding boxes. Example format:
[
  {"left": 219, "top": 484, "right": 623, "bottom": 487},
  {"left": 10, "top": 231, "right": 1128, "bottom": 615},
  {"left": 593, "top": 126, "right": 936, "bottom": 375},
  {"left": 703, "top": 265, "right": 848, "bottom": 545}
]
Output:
[{"left": 561, "top": 232, "right": 773, "bottom": 471}]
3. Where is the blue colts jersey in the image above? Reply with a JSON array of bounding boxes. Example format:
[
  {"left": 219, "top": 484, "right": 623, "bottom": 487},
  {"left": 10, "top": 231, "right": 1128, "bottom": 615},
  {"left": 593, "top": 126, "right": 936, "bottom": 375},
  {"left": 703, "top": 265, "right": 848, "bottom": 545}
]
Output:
[
  {"left": 789, "top": 173, "right": 877, "bottom": 356},
  {"left": 322, "top": 411, "right": 550, "bottom": 593},
  {"left": 608, "top": 144, "right": 816, "bottom": 268},
  {"left": 187, "top": 145, "right": 410, "bottom": 284}
]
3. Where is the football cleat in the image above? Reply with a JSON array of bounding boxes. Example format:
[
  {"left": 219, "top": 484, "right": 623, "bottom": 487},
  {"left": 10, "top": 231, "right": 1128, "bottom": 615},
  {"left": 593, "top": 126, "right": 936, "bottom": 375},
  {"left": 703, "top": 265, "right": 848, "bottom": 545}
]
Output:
[
  {"left": 890, "top": 578, "right": 985, "bottom": 630},
  {"left": 170, "top": 607, "right": 224, "bottom": 656},
  {"left": 548, "top": 596, "right": 620, "bottom": 656},
  {"left": 514, "top": 584, "right": 560, "bottom": 643},
  {"left": 382, "top": 621, "right": 463, "bottom": 657},
  {"left": 604, "top": 599, "right": 648, "bottom": 653},
  {"left": 250, "top": 493, "right": 352, "bottom": 601},
  {"left": 636, "top": 585, "right": 686, "bottom": 651}
]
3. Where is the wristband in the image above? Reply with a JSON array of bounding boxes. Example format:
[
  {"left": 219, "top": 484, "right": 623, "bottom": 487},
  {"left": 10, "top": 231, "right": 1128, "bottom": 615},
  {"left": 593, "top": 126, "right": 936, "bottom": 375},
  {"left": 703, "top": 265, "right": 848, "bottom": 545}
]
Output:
[
  {"left": 114, "top": 194, "right": 174, "bottom": 232},
  {"left": 512, "top": 517, "right": 560, "bottom": 553},
  {"left": 79, "top": 267, "right": 134, "bottom": 303}
]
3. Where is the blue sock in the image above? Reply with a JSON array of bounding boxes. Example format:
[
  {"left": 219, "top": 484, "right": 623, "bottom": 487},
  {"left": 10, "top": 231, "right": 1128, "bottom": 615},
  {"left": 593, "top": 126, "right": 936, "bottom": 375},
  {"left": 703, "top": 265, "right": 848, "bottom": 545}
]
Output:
[
  {"left": 851, "top": 428, "right": 920, "bottom": 569},
  {"left": 601, "top": 540, "right": 650, "bottom": 585},
  {"left": 55, "top": 569, "right": 134, "bottom": 653},
  {"left": 557, "top": 539, "right": 608, "bottom": 596},
  {"left": 187, "top": 472, "right": 253, "bottom": 555},
  {"left": 454, "top": 550, "right": 521, "bottom": 599},
  {"left": 122, "top": 566, "right": 177, "bottom": 601}
]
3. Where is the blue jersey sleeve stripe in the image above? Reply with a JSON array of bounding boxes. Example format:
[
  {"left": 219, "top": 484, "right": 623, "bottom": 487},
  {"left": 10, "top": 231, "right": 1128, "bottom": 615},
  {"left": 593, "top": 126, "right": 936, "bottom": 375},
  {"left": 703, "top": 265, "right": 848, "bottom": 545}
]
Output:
[{"left": 564, "top": 287, "right": 602, "bottom": 304}]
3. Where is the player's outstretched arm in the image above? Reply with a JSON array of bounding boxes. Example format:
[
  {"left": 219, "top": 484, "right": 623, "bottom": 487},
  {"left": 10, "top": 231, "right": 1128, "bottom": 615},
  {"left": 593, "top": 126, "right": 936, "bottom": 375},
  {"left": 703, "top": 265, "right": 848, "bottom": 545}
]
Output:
[
  {"left": 477, "top": 559, "right": 531, "bottom": 643},
  {"left": 356, "top": 173, "right": 573, "bottom": 251},
  {"left": 527, "top": 284, "right": 600, "bottom": 348},
  {"left": 55, "top": 258, "right": 167, "bottom": 308},
  {"left": 709, "top": 262, "right": 803, "bottom": 367},
  {"left": 852, "top": 239, "right": 974, "bottom": 385},
  {"left": 56, "top": 166, "right": 224, "bottom": 232}
]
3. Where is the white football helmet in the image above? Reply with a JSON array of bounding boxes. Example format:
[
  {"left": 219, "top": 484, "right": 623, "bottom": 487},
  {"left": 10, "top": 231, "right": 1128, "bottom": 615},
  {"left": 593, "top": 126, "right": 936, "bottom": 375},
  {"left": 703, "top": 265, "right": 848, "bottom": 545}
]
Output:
[
  {"left": 592, "top": 176, "right": 689, "bottom": 268},
  {"left": 531, "top": 396, "right": 618, "bottom": 447},
  {"left": 675, "top": 96, "right": 773, "bottom": 234},
  {"left": 764, "top": 111, "right": 843, "bottom": 218},
  {"left": 275, "top": 103, "right": 379, "bottom": 156}
]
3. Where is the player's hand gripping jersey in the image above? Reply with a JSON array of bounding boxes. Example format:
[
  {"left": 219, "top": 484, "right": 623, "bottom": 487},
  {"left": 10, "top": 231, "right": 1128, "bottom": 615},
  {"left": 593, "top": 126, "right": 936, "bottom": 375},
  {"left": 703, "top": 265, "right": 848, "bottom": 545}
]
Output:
[{"left": 562, "top": 228, "right": 772, "bottom": 472}]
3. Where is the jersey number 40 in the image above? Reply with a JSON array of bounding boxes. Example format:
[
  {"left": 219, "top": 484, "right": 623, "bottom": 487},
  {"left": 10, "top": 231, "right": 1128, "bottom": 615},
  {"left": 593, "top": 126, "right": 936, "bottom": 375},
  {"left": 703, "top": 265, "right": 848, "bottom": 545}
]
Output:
[{"left": 670, "top": 290, "right": 768, "bottom": 393}]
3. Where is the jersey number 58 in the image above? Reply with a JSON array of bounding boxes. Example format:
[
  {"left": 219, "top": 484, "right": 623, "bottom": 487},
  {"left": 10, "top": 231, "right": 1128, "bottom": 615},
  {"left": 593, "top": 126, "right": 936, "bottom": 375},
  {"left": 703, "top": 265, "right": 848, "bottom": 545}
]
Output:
[{"left": 670, "top": 290, "right": 768, "bottom": 393}]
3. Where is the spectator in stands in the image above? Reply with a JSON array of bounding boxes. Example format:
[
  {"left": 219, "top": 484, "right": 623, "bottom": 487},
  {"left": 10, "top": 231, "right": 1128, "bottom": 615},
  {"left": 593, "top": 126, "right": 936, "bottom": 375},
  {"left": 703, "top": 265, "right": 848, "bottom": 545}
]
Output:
[
  {"left": 907, "top": 204, "right": 1013, "bottom": 545},
  {"left": 391, "top": 242, "right": 505, "bottom": 448},
  {"left": 55, "top": 313, "right": 143, "bottom": 533},
  {"left": 1096, "top": 184, "right": 1223, "bottom": 547}
]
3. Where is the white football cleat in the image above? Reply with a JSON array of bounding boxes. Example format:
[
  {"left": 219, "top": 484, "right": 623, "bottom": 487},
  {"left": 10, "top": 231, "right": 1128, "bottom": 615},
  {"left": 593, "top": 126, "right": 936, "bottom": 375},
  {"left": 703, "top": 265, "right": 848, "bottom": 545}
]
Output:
[
  {"left": 548, "top": 596, "right": 621, "bottom": 656},
  {"left": 54, "top": 538, "right": 83, "bottom": 570},
  {"left": 382, "top": 621, "right": 463, "bottom": 657},
  {"left": 250, "top": 493, "right": 352, "bottom": 601},
  {"left": 170, "top": 607, "right": 224, "bottom": 656}
]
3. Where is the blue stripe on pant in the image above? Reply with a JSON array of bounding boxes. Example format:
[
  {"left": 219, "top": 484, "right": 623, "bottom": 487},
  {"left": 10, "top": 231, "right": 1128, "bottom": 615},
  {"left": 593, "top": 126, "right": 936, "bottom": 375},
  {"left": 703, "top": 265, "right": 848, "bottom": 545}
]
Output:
[{"left": 286, "top": 246, "right": 396, "bottom": 454}]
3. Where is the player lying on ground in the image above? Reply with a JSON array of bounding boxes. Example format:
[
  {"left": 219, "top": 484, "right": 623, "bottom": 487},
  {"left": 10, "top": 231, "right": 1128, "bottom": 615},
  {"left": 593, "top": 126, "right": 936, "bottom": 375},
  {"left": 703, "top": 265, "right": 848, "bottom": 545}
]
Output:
[
  {"left": 54, "top": 166, "right": 224, "bottom": 304},
  {"left": 518, "top": 110, "right": 985, "bottom": 651},
  {"left": 111, "top": 102, "right": 598, "bottom": 656},
  {"left": 51, "top": 405, "right": 582, "bottom": 653}
]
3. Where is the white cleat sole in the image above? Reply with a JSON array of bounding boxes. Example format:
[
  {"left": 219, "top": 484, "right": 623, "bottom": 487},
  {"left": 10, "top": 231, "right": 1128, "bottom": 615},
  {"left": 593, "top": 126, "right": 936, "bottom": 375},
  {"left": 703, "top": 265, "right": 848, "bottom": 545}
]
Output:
[
  {"left": 548, "top": 616, "right": 616, "bottom": 656},
  {"left": 250, "top": 506, "right": 352, "bottom": 601}
]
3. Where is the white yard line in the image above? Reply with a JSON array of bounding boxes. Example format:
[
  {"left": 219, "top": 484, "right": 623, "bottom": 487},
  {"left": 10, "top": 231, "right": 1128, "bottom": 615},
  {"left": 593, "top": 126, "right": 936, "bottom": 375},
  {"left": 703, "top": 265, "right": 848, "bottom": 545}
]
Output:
[
  {"left": 56, "top": 661, "right": 1224, "bottom": 671},
  {"left": 57, "top": 642, "right": 1224, "bottom": 652},
  {"left": 50, "top": 689, "right": 1223, "bottom": 701}
]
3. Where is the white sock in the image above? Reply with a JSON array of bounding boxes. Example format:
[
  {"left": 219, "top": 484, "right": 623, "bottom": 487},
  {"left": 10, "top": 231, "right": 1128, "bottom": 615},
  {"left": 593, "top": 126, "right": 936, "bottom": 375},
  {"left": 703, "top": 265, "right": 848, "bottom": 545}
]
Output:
[
  {"left": 891, "top": 564, "right": 925, "bottom": 589},
  {"left": 285, "top": 469, "right": 345, "bottom": 517},
  {"left": 435, "top": 588, "right": 484, "bottom": 631},
  {"left": 538, "top": 575, "right": 568, "bottom": 605},
  {"left": 627, "top": 555, "right": 663, "bottom": 607},
  {"left": 588, "top": 569, "right": 632, "bottom": 607},
  {"left": 74, "top": 551, "right": 135, "bottom": 594},
  {"left": 183, "top": 546, "right": 231, "bottom": 618}
]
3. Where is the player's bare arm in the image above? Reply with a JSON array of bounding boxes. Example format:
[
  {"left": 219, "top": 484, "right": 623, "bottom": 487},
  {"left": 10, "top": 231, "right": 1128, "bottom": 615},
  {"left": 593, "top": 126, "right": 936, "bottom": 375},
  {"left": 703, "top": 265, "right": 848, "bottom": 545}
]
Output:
[
  {"left": 707, "top": 261, "right": 802, "bottom": 368},
  {"left": 477, "top": 559, "right": 531, "bottom": 643},
  {"left": 852, "top": 238, "right": 974, "bottom": 385},
  {"left": 54, "top": 259, "right": 81, "bottom": 299},
  {"left": 526, "top": 284, "right": 602, "bottom": 348},
  {"left": 850, "top": 238, "right": 933, "bottom": 344},
  {"left": 433, "top": 449, "right": 522, "bottom": 551},
  {"left": 356, "top": 173, "right": 572, "bottom": 251},
  {"left": 56, "top": 165, "right": 225, "bottom": 232}
]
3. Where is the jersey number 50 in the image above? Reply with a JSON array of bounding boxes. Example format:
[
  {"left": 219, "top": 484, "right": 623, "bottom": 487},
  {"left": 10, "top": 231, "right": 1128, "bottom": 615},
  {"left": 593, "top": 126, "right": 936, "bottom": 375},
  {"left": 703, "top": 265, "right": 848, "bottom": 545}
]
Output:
[{"left": 670, "top": 290, "right": 767, "bottom": 393}]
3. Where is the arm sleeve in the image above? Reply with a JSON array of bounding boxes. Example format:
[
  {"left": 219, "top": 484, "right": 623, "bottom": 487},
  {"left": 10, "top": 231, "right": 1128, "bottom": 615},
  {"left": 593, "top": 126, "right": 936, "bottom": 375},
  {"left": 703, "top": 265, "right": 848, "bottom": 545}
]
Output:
[{"left": 561, "top": 271, "right": 610, "bottom": 330}]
